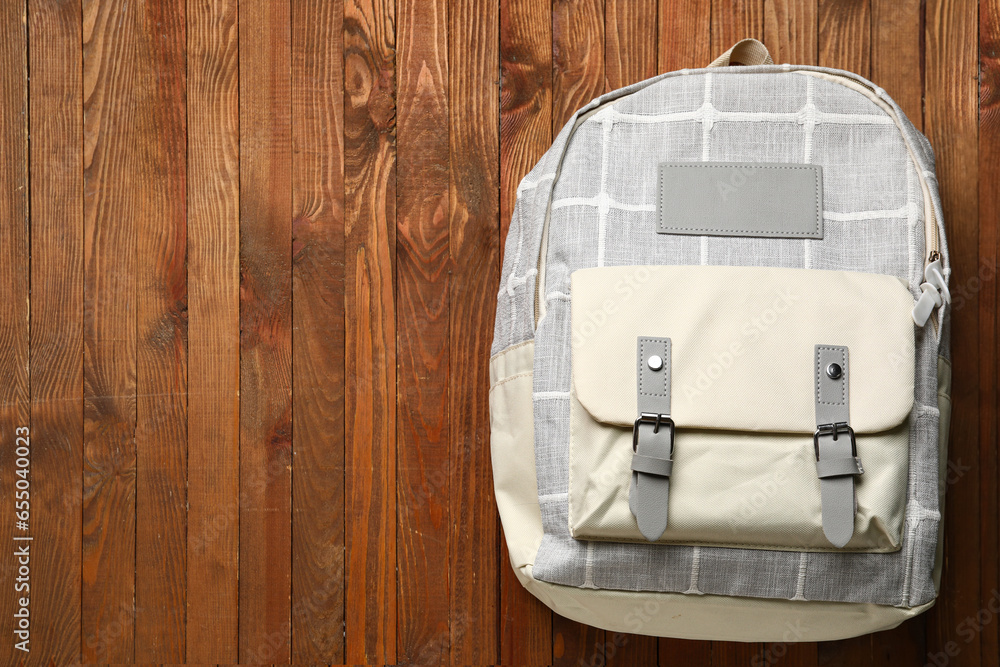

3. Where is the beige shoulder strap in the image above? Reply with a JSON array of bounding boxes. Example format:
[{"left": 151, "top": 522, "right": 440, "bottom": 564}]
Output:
[{"left": 708, "top": 38, "right": 773, "bottom": 67}]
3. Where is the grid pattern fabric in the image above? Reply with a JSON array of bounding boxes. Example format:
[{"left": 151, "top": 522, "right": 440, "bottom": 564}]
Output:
[{"left": 493, "top": 66, "right": 948, "bottom": 607}]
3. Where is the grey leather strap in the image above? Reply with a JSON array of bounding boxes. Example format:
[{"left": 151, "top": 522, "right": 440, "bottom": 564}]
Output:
[
  {"left": 629, "top": 337, "right": 673, "bottom": 541},
  {"left": 814, "top": 345, "right": 863, "bottom": 548}
]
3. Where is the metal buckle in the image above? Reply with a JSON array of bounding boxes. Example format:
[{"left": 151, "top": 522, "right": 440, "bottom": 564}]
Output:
[
  {"left": 632, "top": 413, "right": 675, "bottom": 453},
  {"left": 813, "top": 422, "right": 857, "bottom": 460}
]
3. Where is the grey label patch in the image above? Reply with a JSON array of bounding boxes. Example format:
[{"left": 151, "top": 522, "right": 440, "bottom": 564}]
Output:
[{"left": 657, "top": 162, "right": 823, "bottom": 239}]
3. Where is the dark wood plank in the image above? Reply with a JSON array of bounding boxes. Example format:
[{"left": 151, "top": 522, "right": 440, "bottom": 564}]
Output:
[
  {"left": 818, "top": 0, "right": 870, "bottom": 77},
  {"left": 238, "top": 0, "right": 293, "bottom": 660},
  {"left": 343, "top": 0, "right": 397, "bottom": 662},
  {"left": 605, "top": 0, "right": 657, "bottom": 90},
  {"left": 290, "top": 0, "right": 346, "bottom": 663},
  {"left": 711, "top": 0, "right": 764, "bottom": 56},
  {"left": 764, "top": 0, "right": 817, "bottom": 65},
  {"left": 818, "top": 635, "right": 873, "bottom": 666},
  {"left": 27, "top": 2, "right": 84, "bottom": 662},
  {"left": 923, "top": 0, "right": 982, "bottom": 665},
  {"left": 708, "top": 6, "right": 768, "bottom": 661},
  {"left": 133, "top": 1, "right": 187, "bottom": 661},
  {"left": 499, "top": 0, "right": 554, "bottom": 661},
  {"left": 0, "top": 3, "right": 29, "bottom": 665},
  {"left": 185, "top": 0, "right": 240, "bottom": 661},
  {"left": 551, "top": 0, "right": 606, "bottom": 655},
  {"left": 396, "top": 0, "right": 451, "bottom": 662},
  {"left": 872, "top": 0, "right": 923, "bottom": 127},
  {"left": 81, "top": 0, "right": 138, "bottom": 660},
  {"left": 553, "top": 615, "right": 604, "bottom": 667},
  {"left": 603, "top": 8, "right": 658, "bottom": 664},
  {"left": 552, "top": 0, "right": 604, "bottom": 130},
  {"left": 658, "top": 0, "right": 711, "bottom": 71},
  {"left": 658, "top": 8, "right": 715, "bottom": 664},
  {"left": 978, "top": 4, "right": 1000, "bottom": 667},
  {"left": 449, "top": 0, "right": 501, "bottom": 662},
  {"left": 870, "top": 3, "right": 931, "bottom": 664}
]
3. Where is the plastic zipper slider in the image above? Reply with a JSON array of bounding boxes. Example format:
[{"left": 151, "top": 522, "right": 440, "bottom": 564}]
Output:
[{"left": 912, "top": 252, "right": 950, "bottom": 327}]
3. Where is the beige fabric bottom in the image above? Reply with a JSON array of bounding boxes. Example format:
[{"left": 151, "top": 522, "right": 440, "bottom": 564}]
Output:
[{"left": 489, "top": 342, "right": 937, "bottom": 641}]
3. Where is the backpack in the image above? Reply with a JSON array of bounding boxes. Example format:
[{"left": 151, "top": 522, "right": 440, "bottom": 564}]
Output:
[{"left": 489, "top": 38, "right": 952, "bottom": 641}]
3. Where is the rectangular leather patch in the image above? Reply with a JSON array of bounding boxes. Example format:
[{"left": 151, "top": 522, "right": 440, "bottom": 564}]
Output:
[{"left": 657, "top": 162, "right": 823, "bottom": 239}]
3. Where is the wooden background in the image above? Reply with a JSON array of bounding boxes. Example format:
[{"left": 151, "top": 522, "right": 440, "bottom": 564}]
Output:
[{"left": 0, "top": 0, "right": 994, "bottom": 664}]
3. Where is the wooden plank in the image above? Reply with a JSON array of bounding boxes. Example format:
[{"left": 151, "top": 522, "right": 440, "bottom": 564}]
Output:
[
  {"left": 551, "top": 0, "right": 605, "bottom": 655},
  {"left": 708, "top": 6, "right": 768, "bottom": 661},
  {"left": 978, "top": 5, "right": 1000, "bottom": 667},
  {"left": 711, "top": 0, "right": 764, "bottom": 56},
  {"left": 343, "top": 0, "right": 397, "bottom": 662},
  {"left": 553, "top": 616, "right": 604, "bottom": 667},
  {"left": 603, "top": 7, "right": 658, "bottom": 663},
  {"left": 449, "top": 0, "right": 500, "bottom": 662},
  {"left": 923, "top": 0, "right": 981, "bottom": 665},
  {"left": 238, "top": 0, "right": 293, "bottom": 661},
  {"left": 818, "top": 635, "right": 873, "bottom": 666},
  {"left": 764, "top": 0, "right": 817, "bottom": 65},
  {"left": 290, "top": 0, "right": 346, "bottom": 663},
  {"left": 605, "top": 0, "right": 657, "bottom": 90},
  {"left": 0, "top": 3, "right": 29, "bottom": 665},
  {"left": 869, "top": 2, "right": 930, "bottom": 663},
  {"left": 818, "top": 0, "right": 870, "bottom": 77},
  {"left": 185, "top": 0, "right": 240, "bottom": 661},
  {"left": 81, "top": 0, "right": 138, "bottom": 660},
  {"left": 396, "top": 0, "right": 451, "bottom": 662},
  {"left": 872, "top": 0, "right": 923, "bottom": 127},
  {"left": 658, "top": 11, "right": 715, "bottom": 666},
  {"left": 133, "top": 1, "right": 187, "bottom": 661},
  {"left": 552, "top": 0, "right": 604, "bottom": 130},
  {"left": 499, "top": 0, "right": 553, "bottom": 661},
  {"left": 27, "top": 2, "right": 84, "bottom": 662},
  {"left": 658, "top": 0, "right": 711, "bottom": 71}
]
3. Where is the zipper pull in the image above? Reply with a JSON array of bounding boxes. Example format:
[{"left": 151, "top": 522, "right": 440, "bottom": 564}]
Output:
[{"left": 912, "top": 252, "right": 949, "bottom": 327}]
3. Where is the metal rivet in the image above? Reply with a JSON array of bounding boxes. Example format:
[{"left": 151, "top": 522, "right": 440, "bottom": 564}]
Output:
[
  {"left": 647, "top": 355, "right": 663, "bottom": 371},
  {"left": 826, "top": 363, "right": 843, "bottom": 380}
]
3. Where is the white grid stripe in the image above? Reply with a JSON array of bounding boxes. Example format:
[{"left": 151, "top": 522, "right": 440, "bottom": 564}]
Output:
[
  {"left": 699, "top": 73, "right": 713, "bottom": 265},
  {"left": 803, "top": 77, "right": 817, "bottom": 270},
  {"left": 606, "top": 106, "right": 895, "bottom": 127},
  {"left": 597, "top": 119, "right": 613, "bottom": 267}
]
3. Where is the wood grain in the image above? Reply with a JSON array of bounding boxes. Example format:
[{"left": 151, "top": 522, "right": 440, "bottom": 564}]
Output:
[
  {"left": 658, "top": 0, "right": 711, "bottom": 71},
  {"left": 606, "top": 0, "right": 657, "bottom": 90},
  {"left": 818, "top": 0, "right": 871, "bottom": 77},
  {"left": 396, "top": 0, "right": 451, "bottom": 662},
  {"left": 133, "top": 1, "right": 187, "bottom": 661},
  {"left": 290, "top": 0, "right": 346, "bottom": 663},
  {"left": 764, "top": 0, "right": 817, "bottom": 65},
  {"left": 185, "top": 0, "right": 240, "bottom": 661},
  {"left": 872, "top": 0, "right": 924, "bottom": 127},
  {"left": 82, "top": 0, "right": 138, "bottom": 660},
  {"left": 0, "top": 5, "right": 28, "bottom": 665},
  {"left": 552, "top": 0, "right": 604, "bottom": 131},
  {"left": 924, "top": 1, "right": 983, "bottom": 666},
  {"left": 550, "top": 0, "right": 606, "bottom": 656},
  {"left": 344, "top": 0, "right": 397, "bottom": 662},
  {"left": 979, "top": 1, "right": 1000, "bottom": 666},
  {"left": 711, "top": 0, "right": 764, "bottom": 55},
  {"left": 449, "top": 0, "right": 501, "bottom": 662},
  {"left": 499, "top": 1, "right": 554, "bottom": 662},
  {"left": 238, "top": 0, "right": 293, "bottom": 661}
]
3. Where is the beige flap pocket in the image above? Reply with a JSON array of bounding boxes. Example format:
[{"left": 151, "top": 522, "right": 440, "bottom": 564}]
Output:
[{"left": 568, "top": 265, "right": 915, "bottom": 552}]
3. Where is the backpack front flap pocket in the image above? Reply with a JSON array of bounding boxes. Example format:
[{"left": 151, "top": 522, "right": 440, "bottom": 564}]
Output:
[{"left": 567, "top": 264, "right": 915, "bottom": 552}]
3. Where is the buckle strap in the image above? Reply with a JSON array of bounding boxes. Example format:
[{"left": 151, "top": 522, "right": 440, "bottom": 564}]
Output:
[
  {"left": 814, "top": 345, "right": 862, "bottom": 548},
  {"left": 629, "top": 337, "right": 673, "bottom": 541}
]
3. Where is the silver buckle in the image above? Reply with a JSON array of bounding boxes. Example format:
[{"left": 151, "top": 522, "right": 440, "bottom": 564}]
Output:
[
  {"left": 813, "top": 422, "right": 863, "bottom": 473},
  {"left": 633, "top": 413, "right": 675, "bottom": 453}
]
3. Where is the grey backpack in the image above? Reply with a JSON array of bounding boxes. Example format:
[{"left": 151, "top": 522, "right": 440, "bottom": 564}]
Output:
[{"left": 489, "top": 39, "right": 951, "bottom": 641}]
